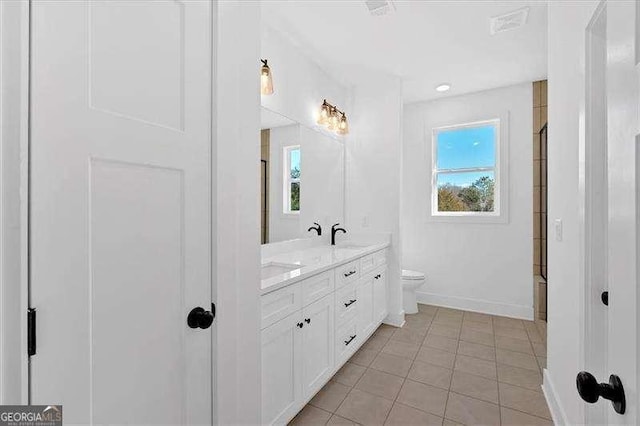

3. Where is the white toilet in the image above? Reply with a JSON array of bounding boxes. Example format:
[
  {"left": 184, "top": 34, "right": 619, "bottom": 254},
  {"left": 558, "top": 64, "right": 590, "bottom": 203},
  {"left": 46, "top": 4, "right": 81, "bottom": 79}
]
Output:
[{"left": 402, "top": 269, "right": 426, "bottom": 314}]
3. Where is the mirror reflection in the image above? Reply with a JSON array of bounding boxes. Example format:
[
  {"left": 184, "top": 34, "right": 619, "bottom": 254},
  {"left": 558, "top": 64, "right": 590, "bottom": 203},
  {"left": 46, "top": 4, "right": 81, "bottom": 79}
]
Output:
[{"left": 260, "top": 107, "right": 344, "bottom": 244}]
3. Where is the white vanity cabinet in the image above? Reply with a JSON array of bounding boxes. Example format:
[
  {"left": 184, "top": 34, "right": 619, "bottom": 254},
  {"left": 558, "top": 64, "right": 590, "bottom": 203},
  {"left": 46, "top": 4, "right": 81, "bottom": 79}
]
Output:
[{"left": 261, "top": 247, "right": 388, "bottom": 425}]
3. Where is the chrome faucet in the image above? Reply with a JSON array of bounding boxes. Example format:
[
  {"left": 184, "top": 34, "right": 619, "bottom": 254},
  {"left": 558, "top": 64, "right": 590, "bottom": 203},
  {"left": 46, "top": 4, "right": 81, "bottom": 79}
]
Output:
[
  {"left": 308, "top": 222, "right": 322, "bottom": 236},
  {"left": 331, "top": 223, "right": 347, "bottom": 246}
]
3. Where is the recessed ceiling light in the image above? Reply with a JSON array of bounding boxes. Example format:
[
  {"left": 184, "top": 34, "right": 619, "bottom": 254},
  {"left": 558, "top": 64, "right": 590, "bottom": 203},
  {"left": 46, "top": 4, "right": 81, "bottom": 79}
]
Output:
[{"left": 435, "top": 83, "right": 451, "bottom": 92}]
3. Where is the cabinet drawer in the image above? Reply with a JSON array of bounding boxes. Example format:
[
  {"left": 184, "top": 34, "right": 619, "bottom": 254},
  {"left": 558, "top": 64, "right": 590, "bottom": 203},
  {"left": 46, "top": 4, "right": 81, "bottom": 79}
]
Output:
[
  {"left": 373, "top": 249, "right": 387, "bottom": 268},
  {"left": 336, "top": 319, "right": 359, "bottom": 365},
  {"left": 261, "top": 284, "right": 302, "bottom": 329},
  {"left": 335, "top": 260, "right": 360, "bottom": 289},
  {"left": 335, "top": 281, "right": 358, "bottom": 327},
  {"left": 361, "top": 249, "right": 387, "bottom": 275},
  {"left": 301, "top": 271, "right": 334, "bottom": 307}
]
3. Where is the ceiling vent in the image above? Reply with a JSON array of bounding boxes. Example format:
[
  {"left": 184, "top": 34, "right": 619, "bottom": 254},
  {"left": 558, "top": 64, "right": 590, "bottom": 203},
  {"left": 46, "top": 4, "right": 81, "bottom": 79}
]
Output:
[
  {"left": 365, "top": 0, "right": 395, "bottom": 16},
  {"left": 490, "top": 7, "right": 529, "bottom": 35}
]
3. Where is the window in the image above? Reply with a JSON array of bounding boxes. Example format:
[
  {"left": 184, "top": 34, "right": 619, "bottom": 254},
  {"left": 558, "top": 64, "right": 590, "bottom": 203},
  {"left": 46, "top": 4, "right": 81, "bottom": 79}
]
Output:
[
  {"left": 283, "top": 146, "right": 300, "bottom": 214},
  {"left": 432, "top": 119, "right": 500, "bottom": 217}
]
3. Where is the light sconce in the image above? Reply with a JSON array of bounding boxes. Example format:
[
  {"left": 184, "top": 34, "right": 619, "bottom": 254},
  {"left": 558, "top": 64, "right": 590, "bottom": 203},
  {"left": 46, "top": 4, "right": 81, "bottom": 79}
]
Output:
[
  {"left": 260, "top": 59, "right": 274, "bottom": 95},
  {"left": 316, "top": 99, "right": 349, "bottom": 135}
]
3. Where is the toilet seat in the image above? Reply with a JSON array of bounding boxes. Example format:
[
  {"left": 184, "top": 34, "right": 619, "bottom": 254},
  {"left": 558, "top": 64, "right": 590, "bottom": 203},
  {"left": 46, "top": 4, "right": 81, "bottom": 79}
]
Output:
[{"left": 402, "top": 269, "right": 425, "bottom": 281}]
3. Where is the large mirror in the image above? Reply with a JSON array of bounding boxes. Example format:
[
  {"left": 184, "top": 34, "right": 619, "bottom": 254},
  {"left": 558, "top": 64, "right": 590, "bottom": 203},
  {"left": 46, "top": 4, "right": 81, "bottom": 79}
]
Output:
[{"left": 260, "top": 107, "right": 345, "bottom": 244}]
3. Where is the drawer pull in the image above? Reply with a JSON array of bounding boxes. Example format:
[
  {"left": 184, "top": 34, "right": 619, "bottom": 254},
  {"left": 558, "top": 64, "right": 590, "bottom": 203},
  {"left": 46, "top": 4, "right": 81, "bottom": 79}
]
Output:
[
  {"left": 344, "top": 335, "right": 357, "bottom": 346},
  {"left": 343, "top": 270, "right": 357, "bottom": 278},
  {"left": 374, "top": 274, "right": 381, "bottom": 279},
  {"left": 344, "top": 299, "right": 357, "bottom": 307}
]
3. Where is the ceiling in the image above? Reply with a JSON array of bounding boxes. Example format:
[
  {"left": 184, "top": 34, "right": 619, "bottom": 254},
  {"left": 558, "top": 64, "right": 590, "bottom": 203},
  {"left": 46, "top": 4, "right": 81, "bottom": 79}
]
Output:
[{"left": 262, "top": 1, "right": 547, "bottom": 103}]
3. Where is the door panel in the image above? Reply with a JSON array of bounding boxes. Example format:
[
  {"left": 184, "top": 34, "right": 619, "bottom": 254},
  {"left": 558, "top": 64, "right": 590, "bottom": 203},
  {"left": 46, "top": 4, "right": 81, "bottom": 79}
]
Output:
[
  {"left": 261, "top": 312, "right": 302, "bottom": 425},
  {"left": 90, "top": 160, "right": 186, "bottom": 424},
  {"left": 374, "top": 268, "right": 388, "bottom": 322},
  {"left": 29, "top": 1, "right": 213, "bottom": 424},
  {"left": 357, "top": 276, "right": 374, "bottom": 337},
  {"left": 302, "top": 295, "right": 334, "bottom": 398}
]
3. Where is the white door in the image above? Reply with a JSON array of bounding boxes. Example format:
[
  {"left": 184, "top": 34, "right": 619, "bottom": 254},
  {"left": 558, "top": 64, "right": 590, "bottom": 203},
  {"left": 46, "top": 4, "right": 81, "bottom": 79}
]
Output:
[
  {"left": 261, "top": 312, "right": 302, "bottom": 425},
  {"left": 583, "top": 1, "right": 638, "bottom": 424},
  {"left": 29, "top": 1, "right": 214, "bottom": 424},
  {"left": 301, "top": 295, "right": 334, "bottom": 398}
]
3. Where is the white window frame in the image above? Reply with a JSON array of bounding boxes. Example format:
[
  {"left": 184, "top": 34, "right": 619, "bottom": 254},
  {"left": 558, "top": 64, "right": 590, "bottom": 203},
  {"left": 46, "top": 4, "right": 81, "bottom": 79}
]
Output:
[
  {"left": 283, "top": 145, "right": 300, "bottom": 215},
  {"left": 429, "top": 117, "right": 508, "bottom": 223}
]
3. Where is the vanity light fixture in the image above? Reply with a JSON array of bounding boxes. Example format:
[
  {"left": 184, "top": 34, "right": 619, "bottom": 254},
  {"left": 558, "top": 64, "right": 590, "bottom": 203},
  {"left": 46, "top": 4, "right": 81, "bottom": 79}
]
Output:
[
  {"left": 316, "top": 99, "right": 349, "bottom": 135},
  {"left": 317, "top": 100, "right": 331, "bottom": 126},
  {"left": 260, "top": 59, "right": 274, "bottom": 95},
  {"left": 337, "top": 112, "right": 349, "bottom": 135}
]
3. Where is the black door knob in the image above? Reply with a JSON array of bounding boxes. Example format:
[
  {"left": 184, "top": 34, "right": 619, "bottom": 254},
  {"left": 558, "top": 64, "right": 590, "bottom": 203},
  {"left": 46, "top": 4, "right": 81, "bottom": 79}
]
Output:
[
  {"left": 187, "top": 306, "right": 214, "bottom": 329},
  {"left": 576, "top": 371, "right": 625, "bottom": 414},
  {"left": 601, "top": 291, "right": 609, "bottom": 306}
]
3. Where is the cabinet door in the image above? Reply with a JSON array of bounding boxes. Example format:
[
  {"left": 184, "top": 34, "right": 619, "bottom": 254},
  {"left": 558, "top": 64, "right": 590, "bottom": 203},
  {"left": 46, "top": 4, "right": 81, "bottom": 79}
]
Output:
[
  {"left": 373, "top": 268, "right": 388, "bottom": 322},
  {"left": 301, "top": 295, "right": 335, "bottom": 398},
  {"left": 357, "top": 275, "right": 375, "bottom": 337},
  {"left": 262, "top": 312, "right": 303, "bottom": 425}
]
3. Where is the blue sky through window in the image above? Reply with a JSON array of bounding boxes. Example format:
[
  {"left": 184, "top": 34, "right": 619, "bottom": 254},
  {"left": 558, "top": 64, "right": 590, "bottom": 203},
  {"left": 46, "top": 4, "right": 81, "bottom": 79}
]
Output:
[
  {"left": 436, "top": 123, "right": 496, "bottom": 187},
  {"left": 437, "top": 124, "right": 495, "bottom": 169},
  {"left": 290, "top": 148, "right": 300, "bottom": 178}
]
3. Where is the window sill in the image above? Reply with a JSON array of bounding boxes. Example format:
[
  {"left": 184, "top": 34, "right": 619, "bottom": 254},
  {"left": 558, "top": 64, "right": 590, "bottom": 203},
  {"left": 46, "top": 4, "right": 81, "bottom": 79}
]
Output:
[
  {"left": 281, "top": 212, "right": 300, "bottom": 220},
  {"left": 426, "top": 213, "right": 508, "bottom": 225}
]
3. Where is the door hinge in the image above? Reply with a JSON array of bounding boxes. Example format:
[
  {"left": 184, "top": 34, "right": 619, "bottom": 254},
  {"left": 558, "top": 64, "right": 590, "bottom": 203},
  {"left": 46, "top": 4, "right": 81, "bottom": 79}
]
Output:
[{"left": 27, "top": 308, "right": 36, "bottom": 356}]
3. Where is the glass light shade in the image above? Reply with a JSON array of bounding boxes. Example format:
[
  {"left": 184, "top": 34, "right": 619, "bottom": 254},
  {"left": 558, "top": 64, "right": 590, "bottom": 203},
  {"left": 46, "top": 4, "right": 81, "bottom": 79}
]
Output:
[
  {"left": 337, "top": 113, "right": 349, "bottom": 135},
  {"left": 260, "top": 60, "right": 274, "bottom": 95},
  {"left": 328, "top": 107, "right": 339, "bottom": 130},
  {"left": 317, "top": 101, "right": 331, "bottom": 126}
]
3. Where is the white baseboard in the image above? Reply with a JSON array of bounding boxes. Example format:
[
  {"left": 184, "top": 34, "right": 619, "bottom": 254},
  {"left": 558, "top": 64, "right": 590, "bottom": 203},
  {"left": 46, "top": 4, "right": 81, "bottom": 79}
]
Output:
[
  {"left": 383, "top": 310, "right": 405, "bottom": 328},
  {"left": 415, "top": 291, "right": 534, "bottom": 320},
  {"left": 543, "top": 369, "right": 570, "bottom": 425}
]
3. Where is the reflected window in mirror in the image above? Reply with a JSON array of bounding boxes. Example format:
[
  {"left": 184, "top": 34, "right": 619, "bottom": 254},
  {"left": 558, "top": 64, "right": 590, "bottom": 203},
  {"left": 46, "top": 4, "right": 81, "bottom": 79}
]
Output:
[{"left": 284, "top": 146, "right": 300, "bottom": 214}]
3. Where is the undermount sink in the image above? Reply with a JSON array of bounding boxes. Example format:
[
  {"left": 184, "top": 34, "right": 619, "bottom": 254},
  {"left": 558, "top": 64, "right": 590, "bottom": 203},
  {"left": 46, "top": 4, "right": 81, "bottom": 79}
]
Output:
[{"left": 261, "top": 262, "right": 304, "bottom": 280}]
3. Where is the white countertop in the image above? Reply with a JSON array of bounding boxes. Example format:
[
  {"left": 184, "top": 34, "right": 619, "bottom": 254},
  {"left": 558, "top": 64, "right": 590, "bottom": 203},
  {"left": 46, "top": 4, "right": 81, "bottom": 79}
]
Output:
[{"left": 261, "top": 242, "right": 390, "bottom": 295}]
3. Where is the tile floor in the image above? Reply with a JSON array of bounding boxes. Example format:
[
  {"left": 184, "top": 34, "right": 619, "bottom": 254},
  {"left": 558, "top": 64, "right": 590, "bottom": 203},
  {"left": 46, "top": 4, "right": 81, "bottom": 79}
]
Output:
[{"left": 289, "top": 304, "right": 550, "bottom": 426}]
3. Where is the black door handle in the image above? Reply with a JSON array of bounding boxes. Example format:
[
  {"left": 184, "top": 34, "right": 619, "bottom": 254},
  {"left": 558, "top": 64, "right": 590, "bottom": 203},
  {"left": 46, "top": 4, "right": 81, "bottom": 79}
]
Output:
[
  {"left": 601, "top": 291, "right": 608, "bottom": 306},
  {"left": 305, "top": 318, "right": 311, "bottom": 324},
  {"left": 187, "top": 306, "right": 214, "bottom": 329},
  {"left": 576, "top": 371, "right": 625, "bottom": 414},
  {"left": 344, "top": 299, "right": 357, "bottom": 307}
]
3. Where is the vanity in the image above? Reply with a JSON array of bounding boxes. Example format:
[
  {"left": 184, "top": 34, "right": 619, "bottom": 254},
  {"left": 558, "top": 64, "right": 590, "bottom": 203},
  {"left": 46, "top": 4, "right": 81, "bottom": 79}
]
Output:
[
  {"left": 258, "top": 81, "right": 390, "bottom": 424},
  {"left": 260, "top": 242, "right": 389, "bottom": 425}
]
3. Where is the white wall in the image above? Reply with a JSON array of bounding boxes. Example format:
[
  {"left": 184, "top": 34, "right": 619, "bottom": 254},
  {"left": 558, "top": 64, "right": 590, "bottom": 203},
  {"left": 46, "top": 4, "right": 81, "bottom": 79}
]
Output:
[
  {"left": 215, "top": 1, "right": 261, "bottom": 424},
  {"left": 544, "top": 1, "right": 599, "bottom": 424},
  {"left": 346, "top": 73, "right": 404, "bottom": 326},
  {"left": 260, "top": 25, "right": 348, "bottom": 132},
  {"left": 402, "top": 83, "right": 533, "bottom": 319},
  {"left": 268, "top": 124, "right": 301, "bottom": 242}
]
